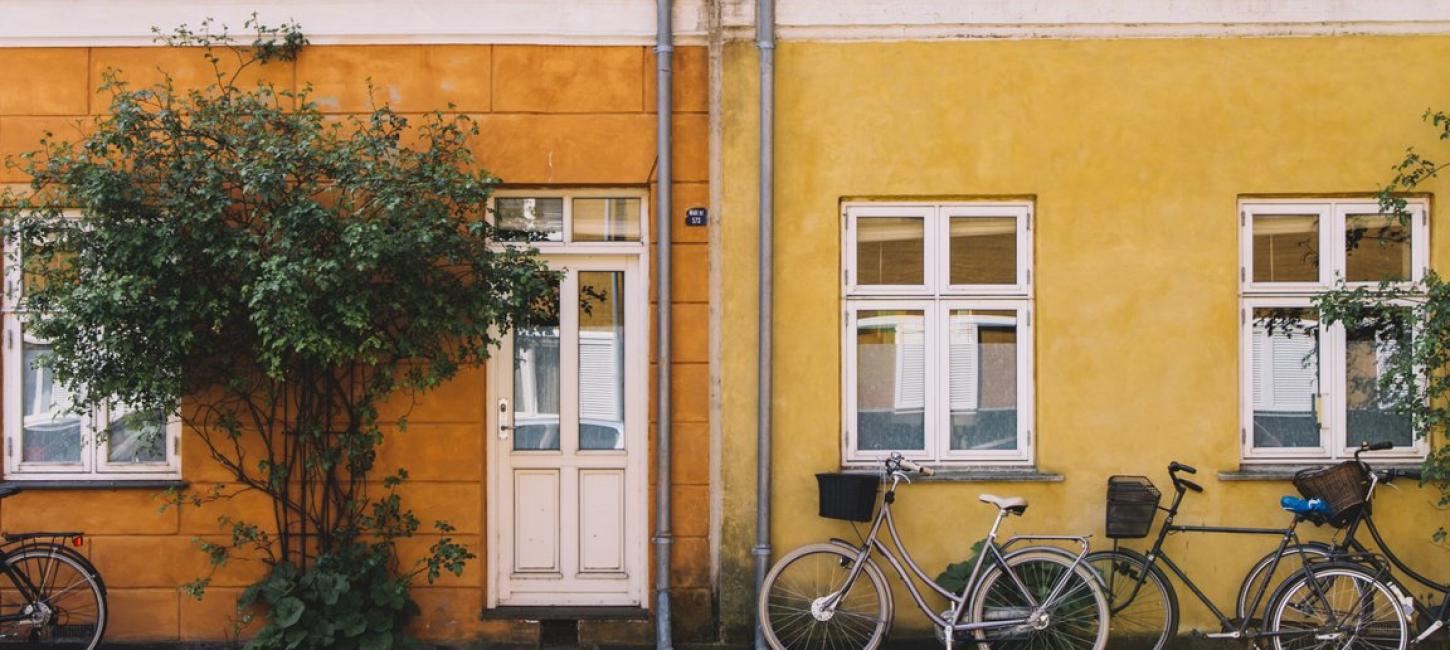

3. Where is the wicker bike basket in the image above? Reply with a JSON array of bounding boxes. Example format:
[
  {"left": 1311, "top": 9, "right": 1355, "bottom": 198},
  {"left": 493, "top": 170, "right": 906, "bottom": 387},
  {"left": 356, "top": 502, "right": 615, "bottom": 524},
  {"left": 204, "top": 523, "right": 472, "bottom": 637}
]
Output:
[
  {"left": 816, "top": 473, "right": 881, "bottom": 523},
  {"left": 1292, "top": 461, "right": 1371, "bottom": 528},
  {"left": 1106, "top": 476, "right": 1162, "bottom": 539}
]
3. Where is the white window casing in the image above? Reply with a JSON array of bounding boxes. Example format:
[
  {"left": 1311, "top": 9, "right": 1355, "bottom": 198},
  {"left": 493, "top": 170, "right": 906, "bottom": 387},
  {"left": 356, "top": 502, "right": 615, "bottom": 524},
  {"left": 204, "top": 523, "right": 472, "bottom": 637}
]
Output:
[
  {"left": 842, "top": 201, "right": 1033, "bottom": 466},
  {"left": 1239, "top": 199, "right": 1429, "bottom": 463}
]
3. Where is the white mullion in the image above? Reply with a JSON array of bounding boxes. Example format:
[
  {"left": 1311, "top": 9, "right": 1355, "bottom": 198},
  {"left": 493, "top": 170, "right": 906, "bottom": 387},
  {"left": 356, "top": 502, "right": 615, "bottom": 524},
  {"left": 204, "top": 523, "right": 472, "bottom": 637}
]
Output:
[
  {"left": 924, "top": 301, "right": 941, "bottom": 462},
  {"left": 560, "top": 269, "right": 581, "bottom": 454},
  {"left": 1324, "top": 319, "right": 1348, "bottom": 460}
]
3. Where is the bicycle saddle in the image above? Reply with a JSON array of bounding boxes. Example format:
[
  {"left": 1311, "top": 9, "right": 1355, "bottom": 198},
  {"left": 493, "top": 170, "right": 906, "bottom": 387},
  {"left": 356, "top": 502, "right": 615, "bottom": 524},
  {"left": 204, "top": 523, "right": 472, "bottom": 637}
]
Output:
[
  {"left": 1280, "top": 495, "right": 1332, "bottom": 518},
  {"left": 979, "top": 494, "right": 1028, "bottom": 515}
]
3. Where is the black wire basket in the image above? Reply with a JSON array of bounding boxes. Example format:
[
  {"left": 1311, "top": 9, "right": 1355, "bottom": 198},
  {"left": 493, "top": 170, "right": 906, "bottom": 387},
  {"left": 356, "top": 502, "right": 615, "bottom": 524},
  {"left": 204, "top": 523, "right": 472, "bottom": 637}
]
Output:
[
  {"left": 1106, "top": 476, "right": 1161, "bottom": 539},
  {"left": 816, "top": 473, "right": 880, "bottom": 522}
]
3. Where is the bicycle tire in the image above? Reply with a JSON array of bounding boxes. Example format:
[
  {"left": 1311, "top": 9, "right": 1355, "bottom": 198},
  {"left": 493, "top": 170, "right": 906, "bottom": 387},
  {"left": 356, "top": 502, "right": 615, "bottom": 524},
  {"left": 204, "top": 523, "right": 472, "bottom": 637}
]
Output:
[
  {"left": 1265, "top": 561, "right": 1408, "bottom": 650},
  {"left": 968, "top": 549, "right": 1109, "bottom": 650},
  {"left": 758, "top": 543, "right": 893, "bottom": 650},
  {"left": 1235, "top": 542, "right": 1333, "bottom": 624},
  {"left": 0, "top": 544, "right": 108, "bottom": 650},
  {"left": 1085, "top": 549, "right": 1178, "bottom": 650}
]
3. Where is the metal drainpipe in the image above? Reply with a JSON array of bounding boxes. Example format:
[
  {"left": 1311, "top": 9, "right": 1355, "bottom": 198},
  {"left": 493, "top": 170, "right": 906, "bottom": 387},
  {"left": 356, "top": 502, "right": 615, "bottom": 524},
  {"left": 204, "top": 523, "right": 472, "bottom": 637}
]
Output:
[
  {"left": 653, "top": 0, "right": 675, "bottom": 648},
  {"left": 752, "top": 0, "right": 775, "bottom": 647}
]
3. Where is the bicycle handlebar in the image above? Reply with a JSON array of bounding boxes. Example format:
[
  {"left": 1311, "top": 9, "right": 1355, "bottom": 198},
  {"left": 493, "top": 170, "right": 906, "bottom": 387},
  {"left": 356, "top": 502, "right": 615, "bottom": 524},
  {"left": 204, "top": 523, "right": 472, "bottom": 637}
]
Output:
[
  {"left": 897, "top": 457, "right": 936, "bottom": 477},
  {"left": 1169, "top": 461, "right": 1197, "bottom": 475},
  {"left": 1168, "top": 461, "right": 1203, "bottom": 494}
]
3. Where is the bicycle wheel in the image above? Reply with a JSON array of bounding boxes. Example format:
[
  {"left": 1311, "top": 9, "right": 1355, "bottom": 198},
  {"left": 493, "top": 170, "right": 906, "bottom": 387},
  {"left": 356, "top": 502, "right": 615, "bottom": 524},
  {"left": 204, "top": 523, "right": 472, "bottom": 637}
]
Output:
[
  {"left": 759, "top": 543, "right": 892, "bottom": 650},
  {"left": 1085, "top": 549, "right": 1177, "bottom": 649},
  {"left": 0, "top": 545, "right": 107, "bottom": 649},
  {"left": 1266, "top": 562, "right": 1407, "bottom": 650},
  {"left": 968, "top": 549, "right": 1109, "bottom": 650},
  {"left": 1235, "top": 543, "right": 1333, "bottom": 624}
]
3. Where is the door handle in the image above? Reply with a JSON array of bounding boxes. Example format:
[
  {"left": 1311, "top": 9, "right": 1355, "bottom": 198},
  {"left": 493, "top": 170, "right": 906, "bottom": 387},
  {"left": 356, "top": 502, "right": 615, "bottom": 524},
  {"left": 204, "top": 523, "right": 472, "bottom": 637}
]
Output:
[{"left": 498, "top": 398, "right": 512, "bottom": 440}]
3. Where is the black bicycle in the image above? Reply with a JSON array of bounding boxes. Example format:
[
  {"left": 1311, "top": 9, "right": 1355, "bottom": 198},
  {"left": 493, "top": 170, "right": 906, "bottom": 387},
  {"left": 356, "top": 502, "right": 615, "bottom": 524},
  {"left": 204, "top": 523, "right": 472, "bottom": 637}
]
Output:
[
  {"left": 1087, "top": 460, "right": 1407, "bottom": 649},
  {"left": 0, "top": 487, "right": 107, "bottom": 649},
  {"left": 1235, "top": 442, "right": 1446, "bottom": 646}
]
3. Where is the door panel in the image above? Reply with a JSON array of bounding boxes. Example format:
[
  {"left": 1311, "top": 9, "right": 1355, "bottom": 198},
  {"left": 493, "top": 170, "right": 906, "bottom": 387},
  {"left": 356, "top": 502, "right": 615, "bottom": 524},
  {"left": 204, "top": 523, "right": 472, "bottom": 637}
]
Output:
[{"left": 489, "top": 256, "right": 644, "bottom": 607}]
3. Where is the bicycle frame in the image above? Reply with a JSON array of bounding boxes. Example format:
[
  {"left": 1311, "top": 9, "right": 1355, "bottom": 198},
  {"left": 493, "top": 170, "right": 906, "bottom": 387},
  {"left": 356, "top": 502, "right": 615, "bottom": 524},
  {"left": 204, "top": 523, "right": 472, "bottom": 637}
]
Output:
[
  {"left": 1111, "top": 477, "right": 1318, "bottom": 640},
  {"left": 828, "top": 472, "right": 1093, "bottom": 635},
  {"left": 1338, "top": 473, "right": 1450, "bottom": 642}
]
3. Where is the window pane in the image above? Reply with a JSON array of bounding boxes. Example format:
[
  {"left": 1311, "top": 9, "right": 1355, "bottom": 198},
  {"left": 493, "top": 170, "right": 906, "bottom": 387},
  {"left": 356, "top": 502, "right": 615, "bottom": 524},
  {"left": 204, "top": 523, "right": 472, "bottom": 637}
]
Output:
[
  {"left": 1345, "top": 315, "right": 1413, "bottom": 448},
  {"left": 514, "top": 283, "right": 561, "bottom": 450},
  {"left": 579, "top": 271, "right": 625, "bottom": 450},
  {"left": 856, "top": 217, "right": 924, "bottom": 285},
  {"left": 856, "top": 310, "right": 925, "bottom": 450},
  {"left": 1252, "top": 214, "right": 1319, "bottom": 283},
  {"left": 106, "top": 408, "right": 167, "bottom": 463},
  {"left": 949, "top": 217, "right": 1016, "bottom": 285},
  {"left": 1250, "top": 308, "right": 1321, "bottom": 449},
  {"left": 573, "top": 198, "right": 640, "bottom": 242},
  {"left": 949, "top": 310, "right": 1017, "bottom": 451},
  {"left": 496, "top": 197, "right": 564, "bottom": 242},
  {"left": 1345, "top": 213, "right": 1412, "bottom": 283},
  {"left": 21, "top": 343, "right": 82, "bottom": 464}
]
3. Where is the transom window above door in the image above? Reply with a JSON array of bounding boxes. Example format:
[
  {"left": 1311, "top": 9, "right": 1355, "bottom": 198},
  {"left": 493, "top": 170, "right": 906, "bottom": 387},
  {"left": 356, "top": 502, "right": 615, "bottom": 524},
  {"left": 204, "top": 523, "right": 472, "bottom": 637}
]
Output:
[
  {"left": 493, "top": 191, "right": 647, "bottom": 246},
  {"left": 842, "top": 202, "right": 1034, "bottom": 466},
  {"left": 1239, "top": 199, "right": 1429, "bottom": 462}
]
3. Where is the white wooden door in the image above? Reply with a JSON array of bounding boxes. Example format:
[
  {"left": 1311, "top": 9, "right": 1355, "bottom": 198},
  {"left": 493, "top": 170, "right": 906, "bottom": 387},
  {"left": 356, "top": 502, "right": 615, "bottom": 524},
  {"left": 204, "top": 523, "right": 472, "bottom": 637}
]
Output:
[{"left": 487, "top": 256, "right": 646, "bottom": 607}]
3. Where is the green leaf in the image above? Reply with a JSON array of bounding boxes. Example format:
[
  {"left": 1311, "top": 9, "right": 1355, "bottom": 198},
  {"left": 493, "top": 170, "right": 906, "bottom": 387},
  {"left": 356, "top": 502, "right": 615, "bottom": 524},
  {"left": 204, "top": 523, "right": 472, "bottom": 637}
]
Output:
[
  {"left": 360, "top": 632, "right": 393, "bottom": 650},
  {"left": 273, "top": 597, "right": 305, "bottom": 628}
]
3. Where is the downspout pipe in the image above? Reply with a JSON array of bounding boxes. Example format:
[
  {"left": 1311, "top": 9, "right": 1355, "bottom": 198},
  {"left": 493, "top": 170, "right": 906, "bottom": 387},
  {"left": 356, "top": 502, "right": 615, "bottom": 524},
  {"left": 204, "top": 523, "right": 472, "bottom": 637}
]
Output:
[
  {"left": 752, "top": 0, "right": 775, "bottom": 648},
  {"left": 653, "top": 0, "right": 675, "bottom": 648}
]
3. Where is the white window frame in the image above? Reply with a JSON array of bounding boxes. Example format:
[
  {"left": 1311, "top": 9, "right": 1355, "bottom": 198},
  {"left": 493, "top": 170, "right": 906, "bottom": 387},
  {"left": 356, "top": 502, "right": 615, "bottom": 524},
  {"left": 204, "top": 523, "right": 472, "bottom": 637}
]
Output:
[
  {"left": 2, "top": 230, "right": 182, "bottom": 481},
  {"left": 1240, "top": 198, "right": 1429, "bottom": 463},
  {"left": 489, "top": 188, "right": 651, "bottom": 254},
  {"left": 842, "top": 201, "right": 1034, "bottom": 467}
]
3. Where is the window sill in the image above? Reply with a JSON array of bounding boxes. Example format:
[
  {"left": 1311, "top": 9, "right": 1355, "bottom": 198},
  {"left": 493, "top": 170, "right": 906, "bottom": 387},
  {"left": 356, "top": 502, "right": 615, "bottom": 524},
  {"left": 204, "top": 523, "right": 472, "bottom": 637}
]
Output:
[
  {"left": 1218, "top": 464, "right": 1422, "bottom": 482},
  {"left": 840, "top": 467, "right": 1063, "bottom": 482},
  {"left": 0, "top": 479, "right": 187, "bottom": 491}
]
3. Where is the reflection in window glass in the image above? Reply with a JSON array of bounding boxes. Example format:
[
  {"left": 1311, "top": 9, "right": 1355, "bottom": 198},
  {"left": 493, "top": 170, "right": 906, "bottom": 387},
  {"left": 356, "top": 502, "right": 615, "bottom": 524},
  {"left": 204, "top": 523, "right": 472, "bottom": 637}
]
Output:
[
  {"left": 496, "top": 198, "right": 564, "bottom": 242},
  {"left": 856, "top": 311, "right": 925, "bottom": 450},
  {"left": 106, "top": 408, "right": 167, "bottom": 463},
  {"left": 949, "top": 310, "right": 1017, "bottom": 450},
  {"left": 21, "top": 343, "right": 81, "bottom": 464},
  {"left": 949, "top": 217, "right": 1016, "bottom": 285},
  {"left": 1345, "top": 316, "right": 1413, "bottom": 448},
  {"left": 573, "top": 198, "right": 640, "bottom": 242},
  {"left": 1250, "top": 308, "right": 1320, "bottom": 449},
  {"left": 1345, "top": 214, "right": 1412, "bottom": 283},
  {"left": 579, "top": 271, "right": 625, "bottom": 450},
  {"left": 1253, "top": 215, "right": 1319, "bottom": 283},
  {"left": 514, "top": 283, "right": 561, "bottom": 450},
  {"left": 856, "top": 217, "right": 924, "bottom": 285}
]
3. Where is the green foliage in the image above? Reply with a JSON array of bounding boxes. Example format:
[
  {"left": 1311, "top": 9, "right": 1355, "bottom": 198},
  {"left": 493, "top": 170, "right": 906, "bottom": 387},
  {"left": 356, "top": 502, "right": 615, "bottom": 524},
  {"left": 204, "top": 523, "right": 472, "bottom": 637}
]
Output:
[
  {"left": 933, "top": 539, "right": 985, "bottom": 595},
  {"left": 1, "top": 16, "right": 543, "bottom": 646},
  {"left": 1313, "top": 108, "right": 1450, "bottom": 542}
]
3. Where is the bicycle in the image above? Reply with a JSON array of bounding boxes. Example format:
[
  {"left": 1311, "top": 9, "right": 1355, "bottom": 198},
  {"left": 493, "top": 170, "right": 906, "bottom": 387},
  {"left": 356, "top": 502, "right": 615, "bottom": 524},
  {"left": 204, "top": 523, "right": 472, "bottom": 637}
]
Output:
[
  {"left": 757, "top": 452, "right": 1109, "bottom": 650},
  {"left": 1087, "top": 460, "right": 1408, "bottom": 650},
  {"left": 0, "top": 486, "right": 108, "bottom": 649},
  {"left": 1252, "top": 441, "right": 1447, "bottom": 646}
]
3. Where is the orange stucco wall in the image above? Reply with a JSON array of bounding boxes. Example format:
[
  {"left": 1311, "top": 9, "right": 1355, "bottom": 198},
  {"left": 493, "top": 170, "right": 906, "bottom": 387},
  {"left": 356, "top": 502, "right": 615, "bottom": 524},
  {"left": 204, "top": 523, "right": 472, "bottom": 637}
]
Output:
[{"left": 0, "top": 43, "right": 710, "bottom": 643}]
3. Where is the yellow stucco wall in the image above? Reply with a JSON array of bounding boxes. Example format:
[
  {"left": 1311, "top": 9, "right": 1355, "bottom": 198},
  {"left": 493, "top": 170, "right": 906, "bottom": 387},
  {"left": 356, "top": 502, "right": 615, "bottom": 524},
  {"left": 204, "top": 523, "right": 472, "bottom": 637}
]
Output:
[
  {"left": 0, "top": 43, "right": 712, "bottom": 643},
  {"left": 721, "top": 35, "right": 1450, "bottom": 636}
]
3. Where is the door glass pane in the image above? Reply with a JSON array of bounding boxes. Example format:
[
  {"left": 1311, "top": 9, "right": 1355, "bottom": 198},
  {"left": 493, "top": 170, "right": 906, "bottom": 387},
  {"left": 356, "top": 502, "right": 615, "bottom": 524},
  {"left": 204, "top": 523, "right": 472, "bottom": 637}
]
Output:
[
  {"left": 514, "top": 283, "right": 561, "bottom": 450},
  {"left": 105, "top": 407, "right": 167, "bottom": 463},
  {"left": 856, "top": 217, "right": 924, "bottom": 286},
  {"left": 856, "top": 310, "right": 925, "bottom": 450},
  {"left": 948, "top": 310, "right": 1017, "bottom": 451},
  {"left": 578, "top": 271, "right": 625, "bottom": 450},
  {"left": 496, "top": 197, "right": 564, "bottom": 242},
  {"left": 1252, "top": 214, "right": 1319, "bottom": 283},
  {"left": 573, "top": 198, "right": 641, "bottom": 242},
  {"left": 1345, "top": 213, "right": 1412, "bottom": 283},
  {"left": 21, "top": 343, "right": 82, "bottom": 463},
  {"left": 1250, "top": 308, "right": 1321, "bottom": 449},
  {"left": 1345, "top": 315, "right": 1413, "bottom": 448},
  {"left": 949, "top": 217, "right": 1017, "bottom": 285}
]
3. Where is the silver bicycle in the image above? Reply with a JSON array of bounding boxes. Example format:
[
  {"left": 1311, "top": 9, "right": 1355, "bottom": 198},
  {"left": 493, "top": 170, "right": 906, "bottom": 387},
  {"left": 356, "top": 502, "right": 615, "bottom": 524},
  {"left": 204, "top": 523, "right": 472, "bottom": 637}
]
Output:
[{"left": 758, "top": 453, "right": 1109, "bottom": 649}]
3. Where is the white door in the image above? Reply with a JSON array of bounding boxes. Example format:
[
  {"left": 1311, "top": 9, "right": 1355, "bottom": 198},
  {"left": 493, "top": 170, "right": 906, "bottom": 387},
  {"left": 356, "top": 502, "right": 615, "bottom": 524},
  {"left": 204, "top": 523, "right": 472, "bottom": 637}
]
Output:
[{"left": 487, "top": 256, "right": 647, "bottom": 607}]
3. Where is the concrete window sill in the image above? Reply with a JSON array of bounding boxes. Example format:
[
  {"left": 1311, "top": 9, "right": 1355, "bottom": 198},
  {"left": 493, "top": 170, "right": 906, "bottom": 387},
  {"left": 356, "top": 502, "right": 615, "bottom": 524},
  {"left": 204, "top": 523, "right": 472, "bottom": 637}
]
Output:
[
  {"left": 1218, "top": 465, "right": 1422, "bottom": 482},
  {"left": 0, "top": 479, "right": 187, "bottom": 491},
  {"left": 840, "top": 467, "right": 1064, "bottom": 482}
]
